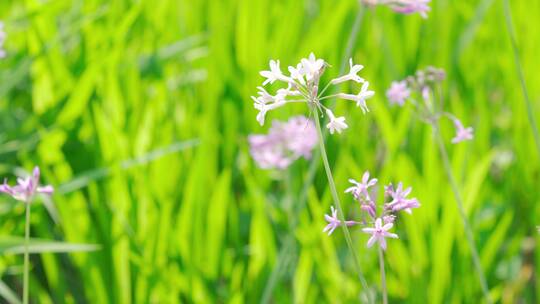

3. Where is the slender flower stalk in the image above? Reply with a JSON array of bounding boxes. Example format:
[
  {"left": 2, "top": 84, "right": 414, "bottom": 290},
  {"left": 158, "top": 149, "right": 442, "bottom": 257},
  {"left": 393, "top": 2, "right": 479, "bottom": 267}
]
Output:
[
  {"left": 378, "top": 246, "right": 388, "bottom": 304},
  {"left": 23, "top": 199, "right": 31, "bottom": 304},
  {"left": 384, "top": 68, "right": 490, "bottom": 302},
  {"left": 325, "top": 170, "right": 420, "bottom": 302},
  {"left": 313, "top": 111, "right": 370, "bottom": 292},
  {"left": 0, "top": 167, "right": 54, "bottom": 304},
  {"left": 432, "top": 122, "right": 492, "bottom": 303},
  {"left": 259, "top": 7, "right": 371, "bottom": 302}
]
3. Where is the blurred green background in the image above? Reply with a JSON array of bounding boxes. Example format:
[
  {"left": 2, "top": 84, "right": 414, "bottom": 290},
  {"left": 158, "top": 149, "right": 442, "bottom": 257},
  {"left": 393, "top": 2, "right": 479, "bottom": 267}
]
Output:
[{"left": 1, "top": 0, "right": 539, "bottom": 303}]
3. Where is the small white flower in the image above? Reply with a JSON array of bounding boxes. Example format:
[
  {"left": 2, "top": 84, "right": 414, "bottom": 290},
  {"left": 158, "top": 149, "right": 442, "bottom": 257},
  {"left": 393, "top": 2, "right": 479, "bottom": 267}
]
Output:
[
  {"left": 325, "top": 109, "right": 348, "bottom": 134},
  {"left": 288, "top": 63, "right": 306, "bottom": 85},
  {"left": 260, "top": 59, "right": 290, "bottom": 85},
  {"left": 300, "top": 53, "right": 325, "bottom": 82},
  {"left": 251, "top": 87, "right": 287, "bottom": 125},
  {"left": 330, "top": 58, "right": 365, "bottom": 84},
  {"left": 337, "top": 81, "right": 375, "bottom": 114}
]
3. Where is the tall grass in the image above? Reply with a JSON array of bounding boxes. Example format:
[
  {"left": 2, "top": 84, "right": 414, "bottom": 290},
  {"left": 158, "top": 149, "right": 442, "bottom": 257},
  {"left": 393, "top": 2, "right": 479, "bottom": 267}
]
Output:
[{"left": 0, "top": 0, "right": 539, "bottom": 302}]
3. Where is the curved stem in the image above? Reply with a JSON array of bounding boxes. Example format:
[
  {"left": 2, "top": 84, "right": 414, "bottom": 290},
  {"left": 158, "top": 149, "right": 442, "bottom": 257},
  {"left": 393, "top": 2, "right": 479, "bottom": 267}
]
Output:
[
  {"left": 23, "top": 201, "right": 31, "bottom": 304},
  {"left": 378, "top": 247, "right": 388, "bottom": 304},
  {"left": 502, "top": 0, "right": 540, "bottom": 159},
  {"left": 432, "top": 123, "right": 492, "bottom": 303},
  {"left": 312, "top": 110, "right": 370, "bottom": 294}
]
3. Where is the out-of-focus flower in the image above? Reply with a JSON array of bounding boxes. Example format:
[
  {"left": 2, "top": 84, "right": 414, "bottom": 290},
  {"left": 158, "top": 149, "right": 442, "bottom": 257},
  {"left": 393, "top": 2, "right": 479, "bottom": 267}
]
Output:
[
  {"left": 251, "top": 53, "right": 373, "bottom": 134},
  {"left": 323, "top": 205, "right": 358, "bottom": 235},
  {"left": 362, "top": 0, "right": 431, "bottom": 18},
  {"left": 336, "top": 81, "right": 375, "bottom": 114},
  {"left": 386, "top": 81, "right": 410, "bottom": 106},
  {"left": 362, "top": 218, "right": 398, "bottom": 250},
  {"left": 325, "top": 109, "right": 348, "bottom": 134},
  {"left": 388, "top": 67, "right": 473, "bottom": 146},
  {"left": 385, "top": 182, "right": 420, "bottom": 214},
  {"left": 0, "top": 21, "right": 6, "bottom": 58},
  {"left": 0, "top": 167, "right": 54, "bottom": 202},
  {"left": 389, "top": 0, "right": 431, "bottom": 18},
  {"left": 345, "top": 171, "right": 378, "bottom": 200},
  {"left": 248, "top": 116, "right": 317, "bottom": 169},
  {"left": 451, "top": 119, "right": 474, "bottom": 144},
  {"left": 331, "top": 58, "right": 365, "bottom": 84}
]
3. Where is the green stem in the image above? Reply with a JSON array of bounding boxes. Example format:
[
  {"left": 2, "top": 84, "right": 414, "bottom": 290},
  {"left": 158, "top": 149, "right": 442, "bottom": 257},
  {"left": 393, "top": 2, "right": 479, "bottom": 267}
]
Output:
[
  {"left": 259, "top": 5, "right": 367, "bottom": 303},
  {"left": 432, "top": 123, "right": 492, "bottom": 303},
  {"left": 502, "top": 0, "right": 540, "bottom": 159},
  {"left": 378, "top": 247, "right": 387, "bottom": 304},
  {"left": 312, "top": 110, "right": 370, "bottom": 293},
  {"left": 23, "top": 201, "right": 30, "bottom": 304}
]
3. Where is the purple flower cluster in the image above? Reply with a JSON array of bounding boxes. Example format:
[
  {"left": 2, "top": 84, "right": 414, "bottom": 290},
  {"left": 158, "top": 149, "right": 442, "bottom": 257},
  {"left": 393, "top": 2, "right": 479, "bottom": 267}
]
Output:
[
  {"left": 248, "top": 116, "right": 318, "bottom": 169},
  {"left": 0, "top": 167, "right": 54, "bottom": 202},
  {"left": 385, "top": 67, "right": 474, "bottom": 144},
  {"left": 324, "top": 171, "right": 420, "bottom": 251}
]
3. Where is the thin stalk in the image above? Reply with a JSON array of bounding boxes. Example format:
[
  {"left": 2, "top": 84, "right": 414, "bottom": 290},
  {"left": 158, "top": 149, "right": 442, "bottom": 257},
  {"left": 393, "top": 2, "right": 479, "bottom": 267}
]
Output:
[
  {"left": 313, "top": 111, "right": 370, "bottom": 293},
  {"left": 259, "top": 5, "right": 368, "bottom": 303},
  {"left": 432, "top": 123, "right": 492, "bottom": 303},
  {"left": 23, "top": 201, "right": 30, "bottom": 304},
  {"left": 378, "top": 247, "right": 388, "bottom": 304},
  {"left": 502, "top": 0, "right": 540, "bottom": 158}
]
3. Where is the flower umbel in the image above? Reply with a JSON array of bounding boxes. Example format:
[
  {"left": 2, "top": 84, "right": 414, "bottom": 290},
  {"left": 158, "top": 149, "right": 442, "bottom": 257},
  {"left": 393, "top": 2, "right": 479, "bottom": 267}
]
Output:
[
  {"left": 252, "top": 53, "right": 374, "bottom": 133},
  {"left": 385, "top": 66, "right": 474, "bottom": 145},
  {"left": 325, "top": 171, "right": 420, "bottom": 251},
  {"left": 0, "top": 167, "right": 54, "bottom": 202}
]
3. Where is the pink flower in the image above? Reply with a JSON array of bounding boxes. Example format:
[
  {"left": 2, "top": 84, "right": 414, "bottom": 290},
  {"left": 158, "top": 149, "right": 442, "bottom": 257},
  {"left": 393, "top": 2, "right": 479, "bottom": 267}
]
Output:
[
  {"left": 391, "top": 0, "right": 431, "bottom": 18},
  {"left": 248, "top": 116, "right": 317, "bottom": 169},
  {"left": 323, "top": 206, "right": 358, "bottom": 235},
  {"left": 386, "top": 81, "right": 410, "bottom": 106},
  {"left": 0, "top": 167, "right": 54, "bottom": 202},
  {"left": 362, "top": 218, "right": 398, "bottom": 250},
  {"left": 451, "top": 119, "right": 474, "bottom": 144},
  {"left": 385, "top": 182, "right": 420, "bottom": 214},
  {"left": 345, "top": 171, "right": 378, "bottom": 200}
]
